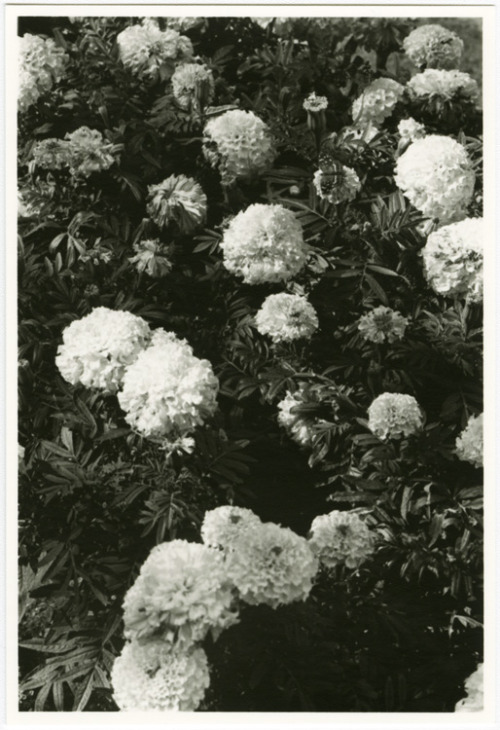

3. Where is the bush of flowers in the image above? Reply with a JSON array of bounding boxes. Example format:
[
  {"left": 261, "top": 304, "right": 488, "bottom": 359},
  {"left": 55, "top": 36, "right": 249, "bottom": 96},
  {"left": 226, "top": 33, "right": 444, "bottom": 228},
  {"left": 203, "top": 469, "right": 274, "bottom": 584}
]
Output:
[{"left": 18, "top": 15, "right": 484, "bottom": 713}]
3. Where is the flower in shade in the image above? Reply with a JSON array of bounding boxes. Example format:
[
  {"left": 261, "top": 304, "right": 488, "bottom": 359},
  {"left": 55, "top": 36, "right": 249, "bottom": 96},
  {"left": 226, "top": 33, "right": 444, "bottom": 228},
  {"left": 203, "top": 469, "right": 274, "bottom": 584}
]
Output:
[
  {"left": 111, "top": 639, "right": 210, "bottom": 712},
  {"left": 129, "top": 239, "right": 173, "bottom": 278},
  {"left": 357, "top": 306, "right": 408, "bottom": 344},
  {"left": 55, "top": 307, "right": 151, "bottom": 393},
  {"left": 171, "top": 62, "right": 214, "bottom": 111},
  {"left": 407, "top": 69, "right": 479, "bottom": 103},
  {"left": 255, "top": 293, "right": 319, "bottom": 343},
  {"left": 117, "top": 329, "right": 219, "bottom": 441},
  {"left": 455, "top": 663, "right": 484, "bottom": 712},
  {"left": 422, "top": 217, "right": 483, "bottom": 301},
  {"left": 220, "top": 203, "right": 308, "bottom": 285},
  {"left": 313, "top": 165, "right": 361, "bottom": 205},
  {"left": 277, "top": 387, "right": 328, "bottom": 448},
  {"left": 368, "top": 393, "right": 423, "bottom": 440},
  {"left": 18, "top": 33, "right": 68, "bottom": 112},
  {"left": 65, "top": 127, "right": 118, "bottom": 178},
  {"left": 32, "top": 138, "right": 70, "bottom": 169},
  {"left": 308, "top": 510, "right": 375, "bottom": 569},
  {"left": 203, "top": 109, "right": 276, "bottom": 183},
  {"left": 403, "top": 24, "right": 464, "bottom": 70},
  {"left": 395, "top": 135, "right": 475, "bottom": 224},
  {"left": 303, "top": 92, "right": 328, "bottom": 112},
  {"left": 117, "top": 19, "right": 193, "bottom": 78},
  {"left": 122, "top": 539, "right": 238, "bottom": 648},
  {"left": 147, "top": 175, "right": 207, "bottom": 233},
  {"left": 201, "top": 506, "right": 263, "bottom": 551},
  {"left": 351, "top": 77, "right": 404, "bottom": 126},
  {"left": 397, "top": 117, "right": 425, "bottom": 143},
  {"left": 456, "top": 413, "right": 483, "bottom": 468}
]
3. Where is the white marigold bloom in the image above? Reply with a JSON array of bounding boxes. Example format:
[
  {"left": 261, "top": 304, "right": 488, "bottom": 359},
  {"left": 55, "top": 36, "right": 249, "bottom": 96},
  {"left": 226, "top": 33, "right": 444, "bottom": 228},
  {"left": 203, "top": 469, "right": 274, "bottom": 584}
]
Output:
[
  {"left": 455, "top": 663, "right": 484, "bottom": 712},
  {"left": 277, "top": 389, "right": 319, "bottom": 448},
  {"left": 351, "top": 77, "right": 404, "bottom": 126},
  {"left": 357, "top": 306, "right": 408, "bottom": 344},
  {"left": 18, "top": 34, "right": 68, "bottom": 112},
  {"left": 117, "top": 19, "right": 193, "bottom": 78},
  {"left": 32, "top": 138, "right": 70, "bottom": 169},
  {"left": 65, "top": 127, "right": 117, "bottom": 178},
  {"left": 122, "top": 540, "right": 238, "bottom": 647},
  {"left": 129, "top": 239, "right": 173, "bottom": 278},
  {"left": 407, "top": 69, "right": 479, "bottom": 103},
  {"left": 171, "top": 62, "right": 214, "bottom": 111},
  {"left": 201, "top": 506, "right": 262, "bottom": 550},
  {"left": 303, "top": 92, "right": 328, "bottom": 112},
  {"left": 397, "top": 117, "right": 426, "bottom": 143},
  {"left": 221, "top": 203, "right": 307, "bottom": 285},
  {"left": 118, "top": 329, "right": 219, "bottom": 440},
  {"left": 456, "top": 413, "right": 483, "bottom": 468},
  {"left": 255, "top": 293, "right": 319, "bottom": 343},
  {"left": 147, "top": 175, "right": 207, "bottom": 233},
  {"left": 203, "top": 109, "right": 276, "bottom": 183},
  {"left": 403, "top": 24, "right": 464, "bottom": 70},
  {"left": 111, "top": 639, "right": 210, "bottom": 711},
  {"left": 422, "top": 218, "right": 483, "bottom": 301},
  {"left": 224, "top": 522, "right": 319, "bottom": 608},
  {"left": 308, "top": 510, "right": 375, "bottom": 570},
  {"left": 55, "top": 307, "right": 151, "bottom": 393},
  {"left": 313, "top": 165, "right": 361, "bottom": 205},
  {"left": 395, "top": 135, "right": 475, "bottom": 224},
  {"left": 368, "top": 393, "right": 423, "bottom": 440}
]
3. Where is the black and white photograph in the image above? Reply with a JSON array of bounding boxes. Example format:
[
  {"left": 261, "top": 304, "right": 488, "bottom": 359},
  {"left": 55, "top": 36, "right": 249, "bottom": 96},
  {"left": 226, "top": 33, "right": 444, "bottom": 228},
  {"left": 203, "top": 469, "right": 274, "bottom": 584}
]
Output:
[{"left": 6, "top": 3, "right": 496, "bottom": 723}]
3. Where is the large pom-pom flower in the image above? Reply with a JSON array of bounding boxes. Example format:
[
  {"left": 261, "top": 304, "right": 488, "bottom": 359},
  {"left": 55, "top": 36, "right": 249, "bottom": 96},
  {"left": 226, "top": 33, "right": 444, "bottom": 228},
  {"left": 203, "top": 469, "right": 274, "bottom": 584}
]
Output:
[
  {"left": 308, "top": 510, "right": 375, "bottom": 570},
  {"left": 117, "top": 329, "right": 219, "bottom": 440},
  {"left": 146, "top": 175, "right": 207, "bottom": 233},
  {"left": 117, "top": 19, "right": 193, "bottom": 78},
  {"left": 122, "top": 540, "right": 238, "bottom": 647},
  {"left": 111, "top": 639, "right": 210, "bottom": 711},
  {"left": 407, "top": 69, "right": 479, "bottom": 103},
  {"left": 220, "top": 204, "right": 307, "bottom": 285},
  {"left": 351, "top": 77, "right": 404, "bottom": 126},
  {"left": 456, "top": 413, "right": 483, "bottom": 468},
  {"left": 403, "top": 24, "right": 464, "bottom": 70},
  {"left": 367, "top": 393, "right": 423, "bottom": 440},
  {"left": 313, "top": 165, "right": 361, "bottom": 205},
  {"left": 357, "top": 306, "right": 408, "bottom": 344},
  {"left": 203, "top": 109, "right": 276, "bottom": 183},
  {"left": 455, "top": 663, "right": 484, "bottom": 712},
  {"left": 171, "top": 62, "right": 214, "bottom": 111},
  {"left": 201, "top": 506, "right": 263, "bottom": 550},
  {"left": 255, "top": 293, "right": 319, "bottom": 343},
  {"left": 422, "top": 218, "right": 483, "bottom": 301},
  {"left": 55, "top": 307, "right": 151, "bottom": 393},
  {"left": 395, "top": 135, "right": 475, "bottom": 223},
  {"left": 224, "top": 522, "right": 319, "bottom": 609},
  {"left": 18, "top": 33, "right": 68, "bottom": 112},
  {"left": 129, "top": 239, "right": 173, "bottom": 278}
]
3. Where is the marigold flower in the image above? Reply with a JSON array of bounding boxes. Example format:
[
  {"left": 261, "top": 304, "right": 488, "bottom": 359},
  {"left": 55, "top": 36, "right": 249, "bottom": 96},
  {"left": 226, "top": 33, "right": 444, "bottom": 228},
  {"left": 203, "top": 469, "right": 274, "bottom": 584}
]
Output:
[
  {"left": 407, "top": 69, "right": 479, "bottom": 103},
  {"left": 455, "top": 663, "right": 484, "bottom": 712},
  {"left": 403, "top": 24, "right": 464, "bottom": 69},
  {"left": 358, "top": 306, "right": 408, "bottom": 344},
  {"left": 303, "top": 92, "right": 328, "bottom": 112},
  {"left": 367, "top": 392, "right": 423, "bottom": 440},
  {"left": 171, "top": 62, "right": 214, "bottom": 111},
  {"left": 313, "top": 165, "right": 361, "bottom": 205},
  {"left": 147, "top": 175, "right": 207, "bottom": 233},
  {"left": 201, "top": 506, "right": 263, "bottom": 550},
  {"left": 456, "top": 413, "right": 483, "bottom": 468},
  {"left": 255, "top": 293, "right": 319, "bottom": 343},
  {"left": 129, "top": 239, "right": 173, "bottom": 278},
  {"left": 308, "top": 510, "right": 375, "bottom": 569},
  {"left": 397, "top": 117, "right": 426, "bottom": 143},
  {"left": 351, "top": 77, "right": 404, "bottom": 126},
  {"left": 18, "top": 33, "right": 68, "bottom": 112},
  {"left": 117, "top": 19, "right": 193, "bottom": 78}
]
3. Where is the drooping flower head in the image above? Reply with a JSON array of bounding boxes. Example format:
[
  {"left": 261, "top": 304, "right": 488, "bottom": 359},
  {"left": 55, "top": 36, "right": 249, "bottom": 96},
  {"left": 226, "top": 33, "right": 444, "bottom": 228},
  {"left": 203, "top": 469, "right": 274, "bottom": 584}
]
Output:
[
  {"left": 129, "top": 239, "right": 173, "bottom": 278},
  {"left": 407, "top": 69, "right": 479, "bottom": 103},
  {"left": 18, "top": 33, "right": 68, "bottom": 112},
  {"left": 397, "top": 117, "right": 425, "bottom": 143},
  {"left": 255, "top": 293, "right": 319, "bottom": 343},
  {"left": 111, "top": 639, "right": 210, "bottom": 711},
  {"left": 367, "top": 393, "right": 423, "bottom": 440},
  {"left": 55, "top": 307, "right": 151, "bottom": 393},
  {"left": 220, "top": 204, "right": 308, "bottom": 285},
  {"left": 147, "top": 175, "right": 207, "bottom": 233},
  {"left": 422, "top": 217, "right": 483, "bottom": 301},
  {"left": 201, "top": 506, "right": 262, "bottom": 551},
  {"left": 313, "top": 165, "right": 361, "bottom": 205},
  {"left": 395, "top": 135, "right": 475, "bottom": 223},
  {"left": 358, "top": 306, "right": 409, "bottom": 344},
  {"left": 203, "top": 109, "right": 276, "bottom": 183},
  {"left": 308, "top": 510, "right": 375, "bottom": 569},
  {"left": 455, "top": 663, "right": 484, "bottom": 712},
  {"left": 277, "top": 387, "right": 327, "bottom": 448},
  {"left": 351, "top": 77, "right": 404, "bottom": 126},
  {"left": 171, "top": 62, "right": 214, "bottom": 111},
  {"left": 456, "top": 413, "right": 483, "bottom": 468},
  {"left": 117, "top": 18, "right": 193, "bottom": 78},
  {"left": 117, "top": 329, "right": 219, "bottom": 440},
  {"left": 403, "top": 24, "right": 464, "bottom": 69}
]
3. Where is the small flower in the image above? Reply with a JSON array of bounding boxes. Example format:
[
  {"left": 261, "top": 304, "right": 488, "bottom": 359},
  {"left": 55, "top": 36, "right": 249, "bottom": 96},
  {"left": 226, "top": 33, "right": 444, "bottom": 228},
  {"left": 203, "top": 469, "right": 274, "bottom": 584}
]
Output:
[
  {"left": 351, "top": 77, "right": 404, "bottom": 126},
  {"left": 403, "top": 24, "right": 464, "bottom": 70},
  {"left": 147, "top": 175, "right": 207, "bottom": 233},
  {"left": 171, "top": 62, "right": 214, "bottom": 111},
  {"left": 308, "top": 510, "right": 375, "bottom": 569},
  {"left": 129, "top": 239, "right": 173, "bottom": 278},
  {"left": 358, "top": 306, "right": 408, "bottom": 344},
  {"left": 303, "top": 92, "right": 328, "bottom": 112},
  {"left": 255, "top": 293, "right": 319, "bottom": 343},
  {"left": 368, "top": 393, "right": 423, "bottom": 440},
  {"left": 313, "top": 165, "right": 361, "bottom": 205},
  {"left": 397, "top": 117, "right": 426, "bottom": 143},
  {"left": 456, "top": 413, "right": 483, "bottom": 468}
]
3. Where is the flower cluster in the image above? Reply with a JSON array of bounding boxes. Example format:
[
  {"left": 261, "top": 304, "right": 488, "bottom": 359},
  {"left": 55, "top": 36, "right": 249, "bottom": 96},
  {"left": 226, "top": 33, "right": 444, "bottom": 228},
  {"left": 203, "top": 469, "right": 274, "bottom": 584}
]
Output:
[
  {"left": 201, "top": 506, "right": 262, "bottom": 550},
  {"left": 220, "top": 204, "right": 308, "bottom": 284},
  {"left": 407, "top": 69, "right": 479, "bottom": 103},
  {"left": 116, "top": 19, "right": 193, "bottom": 78},
  {"left": 18, "top": 33, "right": 68, "bottom": 112},
  {"left": 146, "top": 175, "right": 207, "bottom": 233},
  {"left": 397, "top": 117, "right": 426, "bottom": 143},
  {"left": 422, "top": 217, "right": 483, "bottom": 301},
  {"left": 122, "top": 540, "right": 238, "bottom": 648},
  {"left": 55, "top": 307, "right": 151, "bottom": 393},
  {"left": 455, "top": 413, "right": 483, "bottom": 468},
  {"left": 32, "top": 127, "right": 118, "bottom": 178},
  {"left": 111, "top": 639, "right": 210, "bottom": 711},
  {"left": 403, "top": 24, "right": 464, "bottom": 69},
  {"left": 455, "top": 663, "right": 484, "bottom": 712},
  {"left": 351, "top": 77, "right": 405, "bottom": 126},
  {"left": 358, "top": 306, "right": 409, "bottom": 344},
  {"left": 313, "top": 165, "right": 361, "bottom": 205},
  {"left": 203, "top": 109, "right": 276, "bottom": 183},
  {"left": 255, "top": 293, "right": 319, "bottom": 343},
  {"left": 395, "top": 135, "right": 475, "bottom": 223},
  {"left": 171, "top": 62, "right": 215, "bottom": 111},
  {"left": 367, "top": 393, "right": 423, "bottom": 440},
  {"left": 308, "top": 510, "right": 375, "bottom": 570},
  {"left": 129, "top": 239, "right": 173, "bottom": 277},
  {"left": 117, "top": 329, "right": 219, "bottom": 440},
  {"left": 303, "top": 92, "right": 328, "bottom": 112}
]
